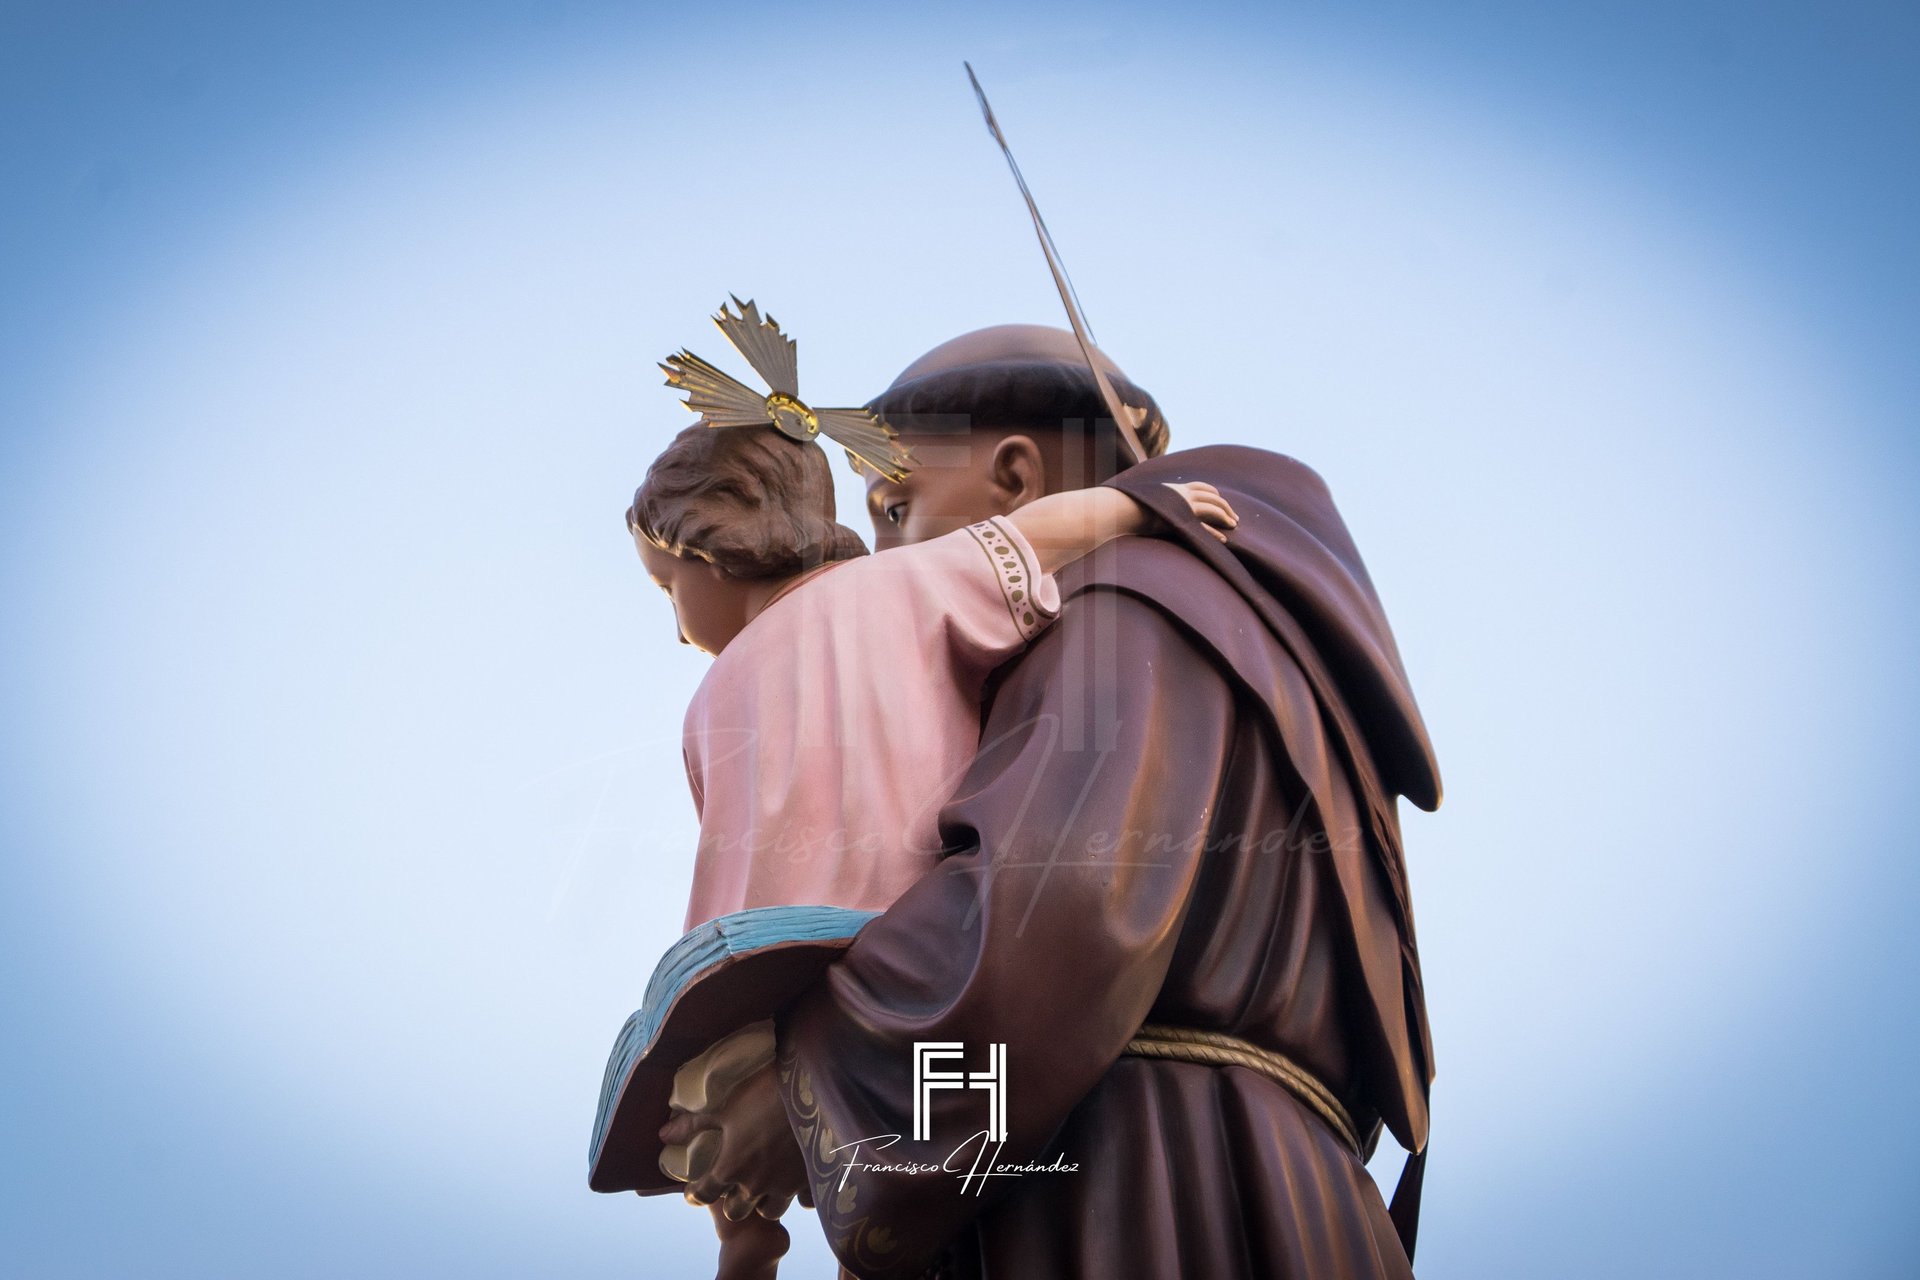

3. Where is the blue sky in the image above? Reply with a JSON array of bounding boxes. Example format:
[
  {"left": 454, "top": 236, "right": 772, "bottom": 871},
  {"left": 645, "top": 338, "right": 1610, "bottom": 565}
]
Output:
[{"left": 2, "top": 3, "right": 1916, "bottom": 1276}]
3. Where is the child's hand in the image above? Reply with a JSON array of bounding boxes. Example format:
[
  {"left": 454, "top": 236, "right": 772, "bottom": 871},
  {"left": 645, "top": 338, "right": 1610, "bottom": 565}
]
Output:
[
  {"left": 1162, "top": 481, "right": 1240, "bottom": 542},
  {"left": 710, "top": 1203, "right": 789, "bottom": 1280}
]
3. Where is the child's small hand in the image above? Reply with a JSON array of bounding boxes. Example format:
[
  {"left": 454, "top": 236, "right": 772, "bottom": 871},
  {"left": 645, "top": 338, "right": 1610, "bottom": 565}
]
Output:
[
  {"left": 710, "top": 1202, "right": 790, "bottom": 1280},
  {"left": 1162, "top": 481, "right": 1240, "bottom": 542}
]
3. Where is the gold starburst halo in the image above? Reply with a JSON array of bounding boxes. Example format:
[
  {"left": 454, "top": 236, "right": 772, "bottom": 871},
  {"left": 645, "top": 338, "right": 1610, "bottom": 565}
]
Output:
[{"left": 660, "top": 297, "right": 914, "bottom": 483}]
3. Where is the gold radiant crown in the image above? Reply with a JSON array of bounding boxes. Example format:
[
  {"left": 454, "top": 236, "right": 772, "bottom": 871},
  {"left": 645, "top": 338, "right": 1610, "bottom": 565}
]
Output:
[{"left": 661, "top": 297, "right": 914, "bottom": 482}]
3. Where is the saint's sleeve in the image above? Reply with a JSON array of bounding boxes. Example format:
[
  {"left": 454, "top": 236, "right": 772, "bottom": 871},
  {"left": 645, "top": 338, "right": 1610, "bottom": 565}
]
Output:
[{"left": 771, "top": 590, "right": 1234, "bottom": 1279}]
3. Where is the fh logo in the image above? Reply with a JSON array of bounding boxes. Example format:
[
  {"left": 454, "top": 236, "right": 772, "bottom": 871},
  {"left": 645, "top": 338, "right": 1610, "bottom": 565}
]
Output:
[{"left": 911, "top": 1042, "right": 1008, "bottom": 1142}]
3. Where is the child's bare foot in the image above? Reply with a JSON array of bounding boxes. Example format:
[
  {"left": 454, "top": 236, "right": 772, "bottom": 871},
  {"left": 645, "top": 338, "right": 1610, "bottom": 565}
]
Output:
[
  {"left": 1162, "top": 481, "right": 1240, "bottom": 542},
  {"left": 711, "top": 1202, "right": 789, "bottom": 1280}
]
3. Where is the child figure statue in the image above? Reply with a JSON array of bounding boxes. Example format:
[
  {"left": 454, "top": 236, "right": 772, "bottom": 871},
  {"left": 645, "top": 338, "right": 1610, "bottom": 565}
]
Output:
[
  {"left": 626, "top": 419, "right": 1232, "bottom": 1278},
  {"left": 607, "top": 303, "right": 1234, "bottom": 1278}
]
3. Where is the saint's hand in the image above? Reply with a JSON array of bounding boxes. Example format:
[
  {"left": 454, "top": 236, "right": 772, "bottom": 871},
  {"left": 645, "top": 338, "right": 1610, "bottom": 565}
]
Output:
[{"left": 661, "top": 1060, "right": 810, "bottom": 1222}]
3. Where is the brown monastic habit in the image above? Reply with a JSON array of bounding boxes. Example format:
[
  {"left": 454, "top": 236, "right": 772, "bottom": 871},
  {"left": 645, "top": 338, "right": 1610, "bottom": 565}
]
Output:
[{"left": 773, "top": 443, "right": 1440, "bottom": 1279}]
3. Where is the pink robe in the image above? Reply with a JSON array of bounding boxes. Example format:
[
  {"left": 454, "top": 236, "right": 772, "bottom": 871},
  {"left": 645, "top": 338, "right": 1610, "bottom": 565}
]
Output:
[{"left": 680, "top": 516, "right": 1061, "bottom": 931}]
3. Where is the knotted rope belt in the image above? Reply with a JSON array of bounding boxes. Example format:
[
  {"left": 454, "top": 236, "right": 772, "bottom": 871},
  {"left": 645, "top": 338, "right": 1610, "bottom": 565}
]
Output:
[{"left": 1121, "top": 1024, "right": 1364, "bottom": 1157}]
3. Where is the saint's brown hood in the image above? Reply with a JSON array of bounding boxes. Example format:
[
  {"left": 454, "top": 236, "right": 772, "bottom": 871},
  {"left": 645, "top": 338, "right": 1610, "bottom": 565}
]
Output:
[
  {"left": 1101, "top": 443, "right": 1440, "bottom": 1153},
  {"left": 1105, "top": 444, "right": 1440, "bottom": 813}
]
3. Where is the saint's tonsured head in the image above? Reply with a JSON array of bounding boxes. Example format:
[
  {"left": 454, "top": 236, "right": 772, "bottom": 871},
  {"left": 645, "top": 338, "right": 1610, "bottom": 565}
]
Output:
[{"left": 857, "top": 324, "right": 1170, "bottom": 548}]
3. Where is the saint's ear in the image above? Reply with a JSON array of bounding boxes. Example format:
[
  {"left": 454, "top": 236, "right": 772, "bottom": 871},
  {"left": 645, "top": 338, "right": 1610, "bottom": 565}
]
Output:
[{"left": 987, "top": 433, "right": 1048, "bottom": 510}]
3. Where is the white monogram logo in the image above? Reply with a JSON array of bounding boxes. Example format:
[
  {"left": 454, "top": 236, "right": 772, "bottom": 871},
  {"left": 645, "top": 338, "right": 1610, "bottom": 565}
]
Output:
[{"left": 911, "top": 1041, "right": 1008, "bottom": 1142}]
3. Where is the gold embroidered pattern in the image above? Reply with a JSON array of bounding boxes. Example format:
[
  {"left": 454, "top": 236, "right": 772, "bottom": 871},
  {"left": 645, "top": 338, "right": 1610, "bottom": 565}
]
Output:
[
  {"left": 777, "top": 1036, "right": 904, "bottom": 1272},
  {"left": 963, "top": 517, "right": 1049, "bottom": 640}
]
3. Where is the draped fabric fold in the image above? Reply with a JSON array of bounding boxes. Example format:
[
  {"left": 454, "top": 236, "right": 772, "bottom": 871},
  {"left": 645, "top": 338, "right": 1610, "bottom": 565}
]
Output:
[{"left": 774, "top": 447, "right": 1438, "bottom": 1279}]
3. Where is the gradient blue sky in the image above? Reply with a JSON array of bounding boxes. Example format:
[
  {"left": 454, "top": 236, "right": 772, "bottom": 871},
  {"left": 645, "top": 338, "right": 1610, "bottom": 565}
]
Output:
[{"left": 2, "top": 3, "right": 1916, "bottom": 1277}]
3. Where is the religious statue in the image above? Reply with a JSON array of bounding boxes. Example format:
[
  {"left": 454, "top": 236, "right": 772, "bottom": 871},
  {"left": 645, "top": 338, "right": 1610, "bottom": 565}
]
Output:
[{"left": 588, "top": 65, "right": 1441, "bottom": 1280}]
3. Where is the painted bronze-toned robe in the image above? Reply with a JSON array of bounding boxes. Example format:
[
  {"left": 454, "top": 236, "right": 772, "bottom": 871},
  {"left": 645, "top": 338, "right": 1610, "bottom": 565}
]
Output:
[{"left": 773, "top": 445, "right": 1441, "bottom": 1280}]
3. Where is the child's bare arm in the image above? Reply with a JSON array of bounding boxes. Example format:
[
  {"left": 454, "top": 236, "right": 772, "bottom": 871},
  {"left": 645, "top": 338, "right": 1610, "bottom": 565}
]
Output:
[
  {"left": 1006, "top": 481, "right": 1239, "bottom": 574},
  {"left": 710, "top": 1205, "right": 789, "bottom": 1280}
]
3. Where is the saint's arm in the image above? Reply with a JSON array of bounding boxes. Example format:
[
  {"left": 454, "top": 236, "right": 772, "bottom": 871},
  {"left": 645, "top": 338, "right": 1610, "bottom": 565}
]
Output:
[{"left": 770, "top": 590, "right": 1237, "bottom": 1279}]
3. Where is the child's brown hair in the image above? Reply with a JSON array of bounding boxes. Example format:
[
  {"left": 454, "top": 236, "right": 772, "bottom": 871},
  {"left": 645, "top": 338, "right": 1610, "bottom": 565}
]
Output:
[{"left": 627, "top": 423, "right": 869, "bottom": 579}]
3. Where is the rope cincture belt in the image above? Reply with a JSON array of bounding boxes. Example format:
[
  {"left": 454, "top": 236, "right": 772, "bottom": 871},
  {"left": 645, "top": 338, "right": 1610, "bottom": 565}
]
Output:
[{"left": 1121, "top": 1024, "right": 1363, "bottom": 1157}]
